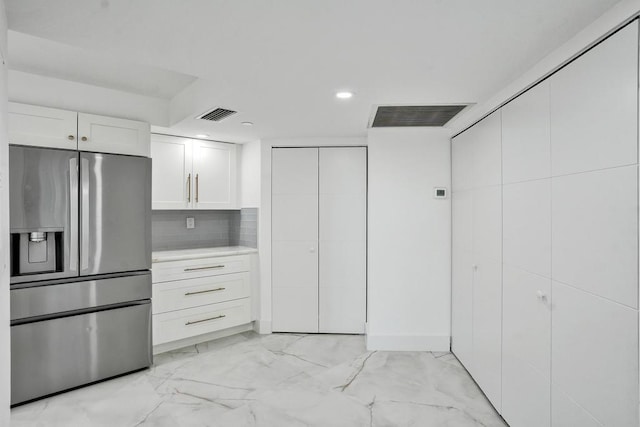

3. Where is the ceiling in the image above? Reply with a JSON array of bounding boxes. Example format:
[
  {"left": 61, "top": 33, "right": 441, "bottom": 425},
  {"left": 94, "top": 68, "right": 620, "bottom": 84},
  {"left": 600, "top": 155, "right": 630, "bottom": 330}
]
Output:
[{"left": 5, "top": 0, "right": 623, "bottom": 142}]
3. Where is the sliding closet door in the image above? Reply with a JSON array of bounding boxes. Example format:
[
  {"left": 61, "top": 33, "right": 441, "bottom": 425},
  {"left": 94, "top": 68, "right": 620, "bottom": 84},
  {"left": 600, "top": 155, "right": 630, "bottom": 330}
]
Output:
[
  {"left": 272, "top": 148, "right": 319, "bottom": 332},
  {"left": 318, "top": 147, "right": 367, "bottom": 333}
]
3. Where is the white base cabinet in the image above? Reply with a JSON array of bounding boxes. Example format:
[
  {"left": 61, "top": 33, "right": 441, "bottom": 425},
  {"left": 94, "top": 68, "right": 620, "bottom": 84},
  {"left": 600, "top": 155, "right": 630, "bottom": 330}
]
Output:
[
  {"left": 8, "top": 102, "right": 150, "bottom": 156},
  {"left": 152, "top": 254, "right": 252, "bottom": 350}
]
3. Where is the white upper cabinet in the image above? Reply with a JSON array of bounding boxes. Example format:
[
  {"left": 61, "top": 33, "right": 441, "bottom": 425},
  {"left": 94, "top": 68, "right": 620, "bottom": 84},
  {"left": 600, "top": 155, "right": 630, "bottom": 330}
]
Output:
[
  {"left": 192, "top": 140, "right": 237, "bottom": 209},
  {"left": 550, "top": 22, "right": 638, "bottom": 176},
  {"left": 150, "top": 135, "right": 192, "bottom": 210},
  {"left": 150, "top": 135, "right": 238, "bottom": 210},
  {"left": 8, "top": 103, "right": 77, "bottom": 150},
  {"left": 8, "top": 102, "right": 150, "bottom": 157},
  {"left": 78, "top": 113, "right": 150, "bottom": 157},
  {"left": 502, "top": 81, "right": 551, "bottom": 184}
]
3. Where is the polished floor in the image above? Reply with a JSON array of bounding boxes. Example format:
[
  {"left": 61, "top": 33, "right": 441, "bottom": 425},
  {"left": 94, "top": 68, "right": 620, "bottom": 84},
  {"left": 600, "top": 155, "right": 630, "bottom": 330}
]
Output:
[{"left": 11, "top": 332, "right": 506, "bottom": 426}]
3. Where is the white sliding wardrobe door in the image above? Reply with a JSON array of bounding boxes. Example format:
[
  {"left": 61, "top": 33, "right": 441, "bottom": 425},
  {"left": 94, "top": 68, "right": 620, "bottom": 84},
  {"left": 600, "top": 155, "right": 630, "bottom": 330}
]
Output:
[
  {"left": 272, "top": 148, "right": 319, "bottom": 332},
  {"left": 318, "top": 147, "right": 367, "bottom": 333}
]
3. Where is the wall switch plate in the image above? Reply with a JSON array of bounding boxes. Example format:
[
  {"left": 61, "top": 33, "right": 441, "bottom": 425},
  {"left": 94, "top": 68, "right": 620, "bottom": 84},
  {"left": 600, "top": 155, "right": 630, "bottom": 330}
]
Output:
[
  {"left": 186, "top": 217, "right": 195, "bottom": 229},
  {"left": 434, "top": 187, "right": 447, "bottom": 199}
]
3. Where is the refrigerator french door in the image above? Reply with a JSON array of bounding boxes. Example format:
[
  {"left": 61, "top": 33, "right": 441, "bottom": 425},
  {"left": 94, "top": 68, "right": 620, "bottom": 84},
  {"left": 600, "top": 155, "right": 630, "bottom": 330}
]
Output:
[{"left": 9, "top": 145, "right": 152, "bottom": 405}]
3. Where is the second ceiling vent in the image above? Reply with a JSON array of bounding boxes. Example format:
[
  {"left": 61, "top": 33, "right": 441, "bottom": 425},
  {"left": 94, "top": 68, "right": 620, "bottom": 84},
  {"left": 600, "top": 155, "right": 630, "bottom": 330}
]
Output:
[
  {"left": 370, "top": 105, "right": 467, "bottom": 127},
  {"left": 198, "top": 107, "right": 237, "bottom": 122}
]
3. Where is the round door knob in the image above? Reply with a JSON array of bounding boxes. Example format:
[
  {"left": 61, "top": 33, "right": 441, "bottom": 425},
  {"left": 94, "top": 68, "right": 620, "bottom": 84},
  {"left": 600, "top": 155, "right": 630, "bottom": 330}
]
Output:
[
  {"left": 81, "top": 136, "right": 88, "bottom": 142},
  {"left": 67, "top": 135, "right": 75, "bottom": 140},
  {"left": 536, "top": 290, "right": 548, "bottom": 301},
  {"left": 472, "top": 264, "right": 478, "bottom": 271},
  {"left": 309, "top": 247, "right": 316, "bottom": 253}
]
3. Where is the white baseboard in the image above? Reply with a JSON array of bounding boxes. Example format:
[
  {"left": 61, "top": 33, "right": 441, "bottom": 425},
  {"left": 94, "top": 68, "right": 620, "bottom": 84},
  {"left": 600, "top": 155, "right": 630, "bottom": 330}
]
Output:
[
  {"left": 153, "top": 322, "right": 254, "bottom": 355},
  {"left": 254, "top": 319, "right": 272, "bottom": 334},
  {"left": 366, "top": 334, "right": 450, "bottom": 352}
]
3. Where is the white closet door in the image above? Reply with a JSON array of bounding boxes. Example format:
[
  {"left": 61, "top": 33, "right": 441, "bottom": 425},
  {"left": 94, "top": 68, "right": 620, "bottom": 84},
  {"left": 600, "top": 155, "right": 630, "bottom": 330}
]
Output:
[
  {"left": 318, "top": 147, "right": 366, "bottom": 333},
  {"left": 271, "top": 148, "right": 319, "bottom": 332},
  {"left": 471, "top": 185, "right": 502, "bottom": 412}
]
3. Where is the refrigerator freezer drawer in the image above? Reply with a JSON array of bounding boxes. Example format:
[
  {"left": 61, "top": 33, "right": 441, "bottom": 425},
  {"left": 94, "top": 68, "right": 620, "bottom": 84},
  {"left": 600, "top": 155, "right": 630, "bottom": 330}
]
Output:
[
  {"left": 11, "top": 302, "right": 152, "bottom": 405},
  {"left": 11, "top": 273, "right": 151, "bottom": 321}
]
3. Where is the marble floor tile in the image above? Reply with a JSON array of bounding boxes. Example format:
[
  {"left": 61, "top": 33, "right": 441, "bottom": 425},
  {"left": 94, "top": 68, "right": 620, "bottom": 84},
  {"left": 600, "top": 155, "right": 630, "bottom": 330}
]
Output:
[{"left": 11, "top": 333, "right": 506, "bottom": 427}]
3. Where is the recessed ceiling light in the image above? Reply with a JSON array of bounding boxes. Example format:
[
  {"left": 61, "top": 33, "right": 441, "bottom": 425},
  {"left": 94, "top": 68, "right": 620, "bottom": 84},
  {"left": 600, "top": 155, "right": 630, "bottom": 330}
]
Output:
[
  {"left": 241, "top": 122, "right": 253, "bottom": 126},
  {"left": 195, "top": 133, "right": 209, "bottom": 138},
  {"left": 336, "top": 91, "right": 354, "bottom": 99}
]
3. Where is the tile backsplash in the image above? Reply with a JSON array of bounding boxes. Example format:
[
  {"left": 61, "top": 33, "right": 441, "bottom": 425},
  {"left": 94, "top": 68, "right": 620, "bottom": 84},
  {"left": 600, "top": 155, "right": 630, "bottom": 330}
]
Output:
[{"left": 152, "top": 209, "right": 258, "bottom": 251}]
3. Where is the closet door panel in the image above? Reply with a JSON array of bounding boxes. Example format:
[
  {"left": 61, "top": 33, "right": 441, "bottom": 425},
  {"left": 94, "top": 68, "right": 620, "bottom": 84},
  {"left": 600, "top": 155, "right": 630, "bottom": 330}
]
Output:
[
  {"left": 271, "top": 148, "right": 319, "bottom": 332},
  {"left": 472, "top": 186, "right": 501, "bottom": 262},
  {"left": 502, "top": 266, "right": 551, "bottom": 427},
  {"left": 318, "top": 147, "right": 366, "bottom": 333},
  {"left": 550, "top": 22, "right": 638, "bottom": 176},
  {"left": 452, "top": 133, "right": 473, "bottom": 192},
  {"left": 471, "top": 111, "right": 502, "bottom": 188},
  {"left": 502, "top": 81, "right": 551, "bottom": 184},
  {"left": 552, "top": 281, "right": 638, "bottom": 427},
  {"left": 471, "top": 254, "right": 502, "bottom": 411},
  {"left": 552, "top": 165, "right": 638, "bottom": 308},
  {"left": 503, "top": 179, "right": 551, "bottom": 277}
]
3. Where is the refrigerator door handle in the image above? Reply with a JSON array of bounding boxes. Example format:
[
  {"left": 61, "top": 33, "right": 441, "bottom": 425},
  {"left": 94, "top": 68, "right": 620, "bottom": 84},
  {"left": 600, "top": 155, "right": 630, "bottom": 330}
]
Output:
[
  {"left": 69, "top": 157, "right": 79, "bottom": 272},
  {"left": 80, "top": 156, "right": 90, "bottom": 271}
]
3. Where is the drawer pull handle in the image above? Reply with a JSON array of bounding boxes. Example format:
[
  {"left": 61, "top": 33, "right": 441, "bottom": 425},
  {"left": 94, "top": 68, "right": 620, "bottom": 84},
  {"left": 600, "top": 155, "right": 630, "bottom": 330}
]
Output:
[
  {"left": 185, "top": 314, "right": 226, "bottom": 326},
  {"left": 184, "top": 287, "right": 226, "bottom": 296},
  {"left": 184, "top": 265, "right": 225, "bottom": 272}
]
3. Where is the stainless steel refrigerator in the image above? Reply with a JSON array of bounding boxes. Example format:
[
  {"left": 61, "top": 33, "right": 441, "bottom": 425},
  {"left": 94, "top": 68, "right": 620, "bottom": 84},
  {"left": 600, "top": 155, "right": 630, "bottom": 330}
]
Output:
[{"left": 9, "top": 145, "right": 152, "bottom": 405}]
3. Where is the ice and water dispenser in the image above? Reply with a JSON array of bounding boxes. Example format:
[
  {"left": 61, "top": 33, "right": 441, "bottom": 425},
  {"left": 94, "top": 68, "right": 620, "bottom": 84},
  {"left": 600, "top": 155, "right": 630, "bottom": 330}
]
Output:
[{"left": 9, "top": 145, "right": 76, "bottom": 282}]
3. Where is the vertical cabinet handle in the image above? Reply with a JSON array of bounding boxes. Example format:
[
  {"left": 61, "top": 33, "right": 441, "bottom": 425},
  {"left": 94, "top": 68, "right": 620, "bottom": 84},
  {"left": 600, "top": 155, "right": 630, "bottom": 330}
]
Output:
[
  {"left": 187, "top": 173, "right": 191, "bottom": 203},
  {"left": 196, "top": 174, "right": 199, "bottom": 203}
]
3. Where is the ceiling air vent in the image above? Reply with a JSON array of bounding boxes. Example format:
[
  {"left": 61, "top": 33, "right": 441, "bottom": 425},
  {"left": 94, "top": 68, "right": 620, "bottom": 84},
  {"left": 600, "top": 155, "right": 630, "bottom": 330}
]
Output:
[
  {"left": 370, "top": 105, "right": 467, "bottom": 127},
  {"left": 198, "top": 107, "right": 237, "bottom": 122}
]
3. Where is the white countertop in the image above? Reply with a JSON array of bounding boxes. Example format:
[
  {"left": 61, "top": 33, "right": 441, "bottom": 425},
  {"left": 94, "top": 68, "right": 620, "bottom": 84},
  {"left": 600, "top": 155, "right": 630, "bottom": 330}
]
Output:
[{"left": 152, "top": 246, "right": 258, "bottom": 263}]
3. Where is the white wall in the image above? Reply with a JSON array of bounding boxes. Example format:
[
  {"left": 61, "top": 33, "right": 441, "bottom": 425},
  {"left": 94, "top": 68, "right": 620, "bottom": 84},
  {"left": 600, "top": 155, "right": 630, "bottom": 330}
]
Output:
[
  {"left": 0, "top": 0, "right": 9, "bottom": 423},
  {"left": 366, "top": 128, "right": 451, "bottom": 351},
  {"left": 240, "top": 140, "right": 261, "bottom": 208},
  {"left": 8, "top": 70, "right": 170, "bottom": 126}
]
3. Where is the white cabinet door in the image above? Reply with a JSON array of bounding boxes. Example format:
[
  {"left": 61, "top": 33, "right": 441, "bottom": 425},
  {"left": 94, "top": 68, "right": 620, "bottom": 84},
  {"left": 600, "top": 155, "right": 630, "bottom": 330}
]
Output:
[
  {"left": 451, "top": 190, "right": 473, "bottom": 366},
  {"left": 8, "top": 102, "right": 77, "bottom": 150},
  {"left": 471, "top": 111, "right": 502, "bottom": 188},
  {"left": 550, "top": 22, "right": 637, "bottom": 176},
  {"left": 150, "top": 135, "right": 193, "bottom": 210},
  {"left": 471, "top": 254, "right": 502, "bottom": 412},
  {"left": 502, "top": 81, "right": 551, "bottom": 184},
  {"left": 318, "top": 147, "right": 366, "bottom": 333},
  {"left": 471, "top": 184, "right": 502, "bottom": 411},
  {"left": 192, "top": 140, "right": 237, "bottom": 209},
  {"left": 503, "top": 179, "right": 551, "bottom": 277},
  {"left": 77, "top": 113, "right": 150, "bottom": 157},
  {"left": 552, "top": 166, "right": 638, "bottom": 308},
  {"left": 271, "top": 148, "right": 319, "bottom": 333},
  {"left": 502, "top": 266, "right": 551, "bottom": 427},
  {"left": 452, "top": 131, "right": 473, "bottom": 192},
  {"left": 552, "top": 282, "right": 638, "bottom": 427}
]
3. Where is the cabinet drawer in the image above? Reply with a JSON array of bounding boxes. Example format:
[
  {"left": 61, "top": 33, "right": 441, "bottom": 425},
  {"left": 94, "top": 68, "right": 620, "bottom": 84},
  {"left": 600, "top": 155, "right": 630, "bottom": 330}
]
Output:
[
  {"left": 153, "top": 298, "right": 250, "bottom": 345},
  {"left": 152, "top": 255, "right": 249, "bottom": 283},
  {"left": 153, "top": 272, "right": 249, "bottom": 314}
]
